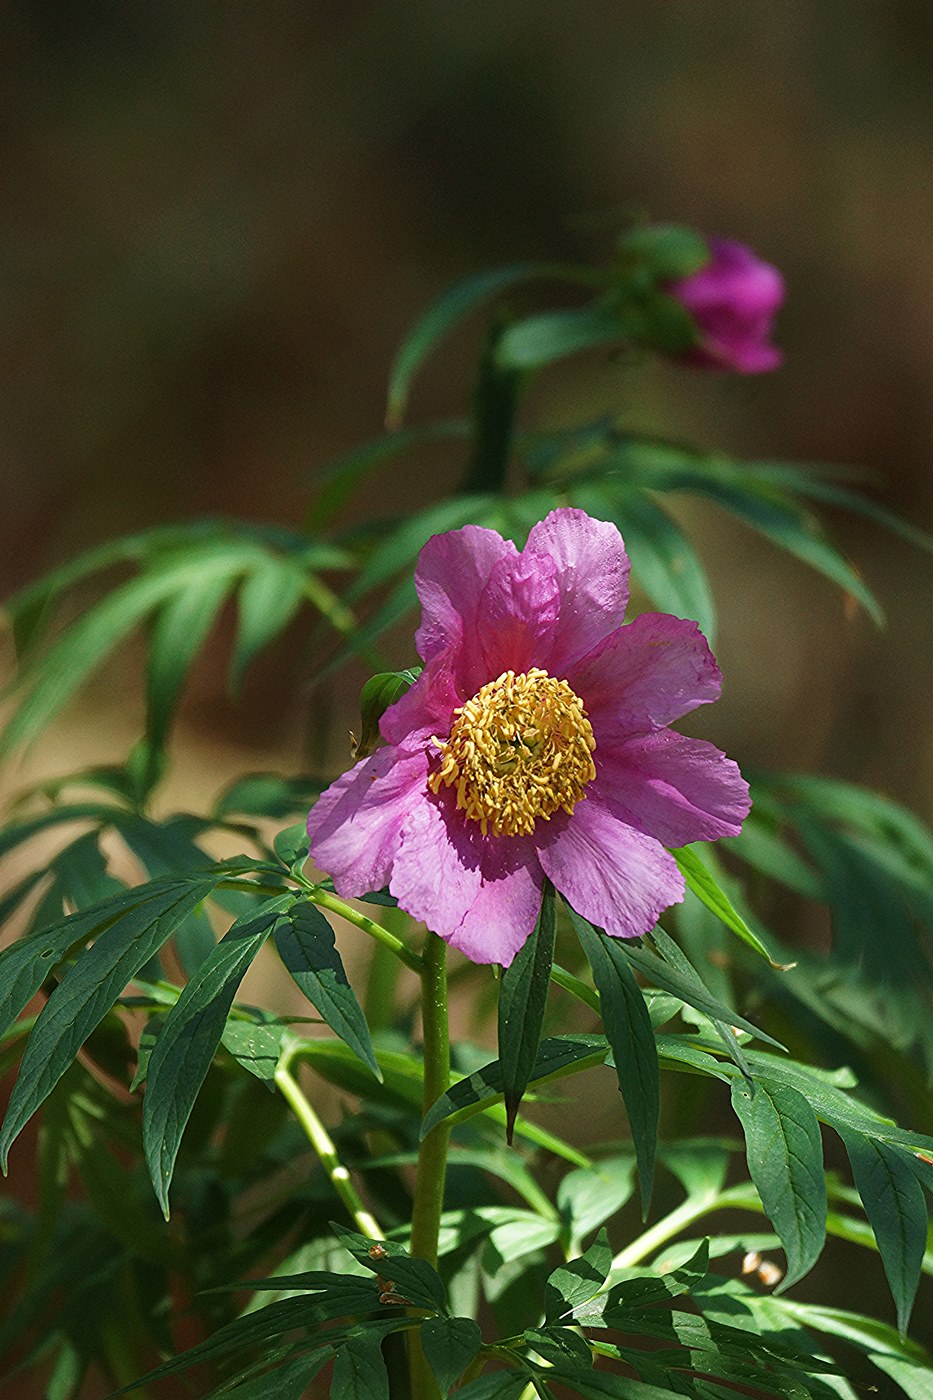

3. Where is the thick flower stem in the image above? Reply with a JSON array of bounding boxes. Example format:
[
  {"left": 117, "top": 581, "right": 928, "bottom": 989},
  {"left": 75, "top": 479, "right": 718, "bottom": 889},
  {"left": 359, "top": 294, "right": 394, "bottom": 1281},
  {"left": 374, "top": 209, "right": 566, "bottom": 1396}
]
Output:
[
  {"left": 274, "top": 1059, "right": 382, "bottom": 1240},
  {"left": 407, "top": 931, "right": 451, "bottom": 1400},
  {"left": 459, "top": 314, "right": 523, "bottom": 496}
]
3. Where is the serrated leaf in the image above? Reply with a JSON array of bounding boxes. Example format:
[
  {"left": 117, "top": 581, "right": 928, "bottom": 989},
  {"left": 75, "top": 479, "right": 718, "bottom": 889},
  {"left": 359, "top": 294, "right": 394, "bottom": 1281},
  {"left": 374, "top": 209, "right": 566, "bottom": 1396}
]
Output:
[
  {"left": 331, "top": 1328, "right": 389, "bottom": 1400},
  {"left": 421, "top": 1035, "right": 608, "bottom": 1140},
  {"left": 143, "top": 894, "right": 295, "bottom": 1216},
  {"left": 570, "top": 910, "right": 659, "bottom": 1215},
  {"left": 0, "top": 878, "right": 216, "bottom": 1169},
  {"left": 273, "top": 822, "right": 310, "bottom": 870},
  {"left": 273, "top": 903, "right": 380, "bottom": 1080},
  {"left": 731, "top": 1078, "right": 827, "bottom": 1290},
  {"left": 544, "top": 1228, "right": 612, "bottom": 1320},
  {"left": 421, "top": 1316, "right": 483, "bottom": 1396},
  {"left": 498, "top": 883, "right": 556, "bottom": 1141},
  {"left": 231, "top": 557, "right": 307, "bottom": 691},
  {"left": 840, "top": 1129, "right": 927, "bottom": 1336}
]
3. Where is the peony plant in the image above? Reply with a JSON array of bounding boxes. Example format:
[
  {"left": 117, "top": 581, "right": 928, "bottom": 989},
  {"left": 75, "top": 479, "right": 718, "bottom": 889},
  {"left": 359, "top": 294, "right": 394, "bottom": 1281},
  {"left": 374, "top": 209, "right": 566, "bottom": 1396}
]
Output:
[{"left": 1, "top": 223, "right": 932, "bottom": 1400}]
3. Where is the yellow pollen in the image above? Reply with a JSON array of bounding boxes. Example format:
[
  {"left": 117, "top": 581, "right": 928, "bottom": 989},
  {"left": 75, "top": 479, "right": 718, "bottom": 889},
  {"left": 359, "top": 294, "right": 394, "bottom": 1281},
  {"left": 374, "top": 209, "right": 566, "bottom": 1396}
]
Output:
[{"left": 428, "top": 668, "right": 597, "bottom": 837}]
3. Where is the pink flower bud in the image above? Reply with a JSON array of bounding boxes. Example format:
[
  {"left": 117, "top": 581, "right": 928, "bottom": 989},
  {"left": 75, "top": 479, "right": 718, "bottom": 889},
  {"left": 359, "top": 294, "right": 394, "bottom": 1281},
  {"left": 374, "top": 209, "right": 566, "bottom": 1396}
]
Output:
[{"left": 667, "top": 238, "right": 784, "bottom": 373}]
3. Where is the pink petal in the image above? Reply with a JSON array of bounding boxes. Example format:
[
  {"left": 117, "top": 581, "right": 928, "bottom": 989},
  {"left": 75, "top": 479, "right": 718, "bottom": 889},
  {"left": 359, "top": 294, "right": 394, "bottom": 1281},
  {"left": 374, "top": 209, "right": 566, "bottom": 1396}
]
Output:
[
  {"left": 380, "top": 657, "right": 460, "bottom": 747},
  {"left": 478, "top": 548, "right": 561, "bottom": 679},
  {"left": 524, "top": 509, "right": 631, "bottom": 672},
  {"left": 593, "top": 730, "right": 751, "bottom": 847},
  {"left": 390, "top": 790, "right": 544, "bottom": 966},
  {"left": 571, "top": 612, "right": 722, "bottom": 735},
  {"left": 307, "top": 745, "right": 428, "bottom": 897},
  {"left": 537, "top": 799, "right": 684, "bottom": 939},
  {"left": 414, "top": 525, "right": 517, "bottom": 684}
]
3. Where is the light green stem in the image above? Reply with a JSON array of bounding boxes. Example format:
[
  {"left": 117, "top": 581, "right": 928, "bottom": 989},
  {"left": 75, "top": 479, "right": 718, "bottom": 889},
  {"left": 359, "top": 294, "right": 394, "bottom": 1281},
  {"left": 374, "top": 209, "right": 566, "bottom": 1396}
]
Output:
[
  {"left": 609, "top": 1192, "right": 720, "bottom": 1274},
  {"left": 274, "top": 1059, "right": 381, "bottom": 1240},
  {"left": 308, "top": 888, "right": 425, "bottom": 973},
  {"left": 408, "top": 932, "right": 451, "bottom": 1400}
]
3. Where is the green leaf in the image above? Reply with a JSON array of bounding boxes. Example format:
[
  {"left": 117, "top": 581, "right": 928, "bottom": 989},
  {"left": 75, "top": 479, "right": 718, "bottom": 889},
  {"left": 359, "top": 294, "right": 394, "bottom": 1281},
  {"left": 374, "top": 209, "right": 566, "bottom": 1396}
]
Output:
[
  {"left": 731, "top": 1077, "right": 827, "bottom": 1290},
  {"left": 203, "top": 1351, "right": 334, "bottom": 1400},
  {"left": 330, "top": 1224, "right": 447, "bottom": 1313},
  {"left": 496, "top": 305, "right": 628, "bottom": 371},
  {"left": 331, "top": 1328, "right": 389, "bottom": 1400},
  {"left": 353, "top": 667, "right": 422, "bottom": 759},
  {"left": 220, "top": 1022, "right": 288, "bottom": 1086},
  {"left": 868, "top": 1354, "right": 933, "bottom": 1399},
  {"left": 456, "top": 1371, "right": 529, "bottom": 1400},
  {"left": 618, "top": 224, "right": 710, "bottom": 281},
  {"left": 589, "top": 1240, "right": 710, "bottom": 1316},
  {"left": 544, "top": 1228, "right": 612, "bottom": 1320},
  {"left": 498, "top": 884, "right": 557, "bottom": 1141},
  {"left": 672, "top": 845, "right": 789, "bottom": 967},
  {"left": 525, "top": 1325, "right": 593, "bottom": 1369},
  {"left": 840, "top": 1129, "right": 927, "bottom": 1336},
  {"left": 621, "top": 935, "right": 784, "bottom": 1050},
  {"left": 557, "top": 1154, "right": 637, "bottom": 1243},
  {"left": 146, "top": 565, "right": 237, "bottom": 755},
  {"left": 386, "top": 261, "right": 594, "bottom": 425},
  {"left": 231, "top": 557, "right": 307, "bottom": 691},
  {"left": 274, "top": 903, "right": 380, "bottom": 1080},
  {"left": 570, "top": 911, "right": 659, "bottom": 1215},
  {"left": 143, "top": 894, "right": 295, "bottom": 1216},
  {"left": 420, "top": 1316, "right": 483, "bottom": 1397},
  {"left": 421, "top": 1035, "right": 608, "bottom": 1140},
  {"left": 0, "top": 878, "right": 216, "bottom": 1169},
  {"left": 214, "top": 771, "right": 324, "bottom": 820}
]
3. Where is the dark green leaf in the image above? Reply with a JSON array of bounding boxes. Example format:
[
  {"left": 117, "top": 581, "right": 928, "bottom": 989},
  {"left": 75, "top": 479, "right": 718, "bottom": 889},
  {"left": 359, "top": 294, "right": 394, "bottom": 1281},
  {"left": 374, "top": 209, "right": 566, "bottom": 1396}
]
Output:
[
  {"left": 621, "top": 935, "right": 783, "bottom": 1049},
  {"left": 731, "top": 1077, "right": 827, "bottom": 1290},
  {"left": 0, "top": 879, "right": 216, "bottom": 1169},
  {"left": 525, "top": 1326, "right": 593, "bottom": 1368},
  {"left": 214, "top": 772, "right": 325, "bottom": 820},
  {"left": 557, "top": 1155, "right": 637, "bottom": 1242},
  {"left": 456, "top": 1371, "right": 528, "bottom": 1400},
  {"left": 220, "top": 1022, "right": 288, "bottom": 1086},
  {"left": 867, "top": 1354, "right": 933, "bottom": 1398},
  {"left": 840, "top": 1129, "right": 927, "bottom": 1336},
  {"left": 331, "top": 1329, "right": 389, "bottom": 1400},
  {"left": 570, "top": 911, "right": 659, "bottom": 1214},
  {"left": 331, "top": 1224, "right": 447, "bottom": 1314},
  {"left": 274, "top": 902, "right": 380, "bottom": 1080},
  {"left": 544, "top": 1228, "right": 611, "bottom": 1320},
  {"left": 421, "top": 1035, "right": 607, "bottom": 1140},
  {"left": 498, "top": 883, "right": 557, "bottom": 1142},
  {"left": 587, "top": 1240, "right": 709, "bottom": 1317},
  {"left": 421, "top": 1316, "right": 483, "bottom": 1396},
  {"left": 146, "top": 565, "right": 237, "bottom": 754},
  {"left": 143, "top": 895, "right": 295, "bottom": 1216},
  {"left": 273, "top": 822, "right": 310, "bottom": 870},
  {"left": 305, "top": 421, "right": 470, "bottom": 529},
  {"left": 203, "top": 1350, "right": 334, "bottom": 1400}
]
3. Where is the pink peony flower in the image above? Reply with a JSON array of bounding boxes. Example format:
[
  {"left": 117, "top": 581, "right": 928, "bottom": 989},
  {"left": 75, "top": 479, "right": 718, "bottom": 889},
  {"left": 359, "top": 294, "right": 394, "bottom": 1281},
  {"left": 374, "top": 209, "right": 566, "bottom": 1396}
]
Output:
[
  {"left": 666, "top": 238, "right": 784, "bottom": 373},
  {"left": 308, "top": 509, "right": 750, "bottom": 966}
]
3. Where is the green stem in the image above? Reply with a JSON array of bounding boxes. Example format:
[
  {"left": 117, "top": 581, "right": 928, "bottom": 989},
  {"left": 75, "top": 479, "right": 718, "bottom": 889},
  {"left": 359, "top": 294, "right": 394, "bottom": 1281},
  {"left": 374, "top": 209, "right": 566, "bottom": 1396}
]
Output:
[
  {"left": 307, "top": 888, "right": 424, "bottom": 972},
  {"left": 274, "top": 1059, "right": 382, "bottom": 1240},
  {"left": 609, "top": 1192, "right": 721, "bottom": 1274},
  {"left": 459, "top": 315, "right": 524, "bottom": 495},
  {"left": 408, "top": 932, "right": 451, "bottom": 1400}
]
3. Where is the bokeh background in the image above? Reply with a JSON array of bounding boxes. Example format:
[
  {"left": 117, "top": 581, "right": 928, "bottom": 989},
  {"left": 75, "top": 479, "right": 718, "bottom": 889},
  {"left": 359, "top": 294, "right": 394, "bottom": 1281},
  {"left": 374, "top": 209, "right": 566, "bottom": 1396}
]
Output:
[
  {"left": 1, "top": 0, "right": 931, "bottom": 813},
  {"left": 1, "top": 1, "right": 932, "bottom": 1389}
]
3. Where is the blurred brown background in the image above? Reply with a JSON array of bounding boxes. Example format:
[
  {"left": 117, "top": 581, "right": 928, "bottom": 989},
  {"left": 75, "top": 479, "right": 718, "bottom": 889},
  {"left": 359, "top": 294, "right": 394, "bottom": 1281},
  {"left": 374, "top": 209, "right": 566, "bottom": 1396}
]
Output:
[{"left": 1, "top": 0, "right": 931, "bottom": 817}]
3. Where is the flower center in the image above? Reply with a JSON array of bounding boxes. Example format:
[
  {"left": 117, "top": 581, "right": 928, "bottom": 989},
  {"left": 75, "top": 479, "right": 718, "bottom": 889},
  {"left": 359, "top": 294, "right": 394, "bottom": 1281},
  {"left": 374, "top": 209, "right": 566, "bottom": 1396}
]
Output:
[{"left": 428, "top": 668, "right": 597, "bottom": 837}]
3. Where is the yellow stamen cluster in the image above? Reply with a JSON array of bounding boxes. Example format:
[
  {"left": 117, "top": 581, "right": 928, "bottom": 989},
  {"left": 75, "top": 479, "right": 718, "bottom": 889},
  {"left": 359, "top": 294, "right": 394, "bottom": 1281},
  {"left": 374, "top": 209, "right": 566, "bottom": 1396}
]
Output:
[{"left": 428, "top": 667, "right": 597, "bottom": 837}]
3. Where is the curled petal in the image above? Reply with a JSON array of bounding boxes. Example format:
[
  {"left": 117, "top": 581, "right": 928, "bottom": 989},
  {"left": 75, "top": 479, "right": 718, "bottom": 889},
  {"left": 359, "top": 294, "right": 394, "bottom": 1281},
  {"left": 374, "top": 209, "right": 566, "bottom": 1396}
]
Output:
[
  {"left": 537, "top": 799, "right": 684, "bottom": 940},
  {"left": 307, "top": 745, "right": 428, "bottom": 898},
  {"left": 525, "top": 509, "right": 631, "bottom": 672},
  {"left": 390, "top": 790, "right": 544, "bottom": 966},
  {"left": 594, "top": 729, "right": 751, "bottom": 847}
]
